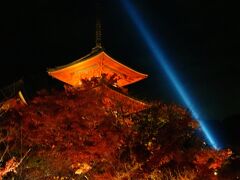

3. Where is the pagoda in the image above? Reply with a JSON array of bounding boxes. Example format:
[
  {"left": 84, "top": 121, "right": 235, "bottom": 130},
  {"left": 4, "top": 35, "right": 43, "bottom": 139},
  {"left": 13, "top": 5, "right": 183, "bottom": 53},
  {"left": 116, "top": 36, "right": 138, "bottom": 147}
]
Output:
[{"left": 47, "top": 18, "right": 149, "bottom": 114}]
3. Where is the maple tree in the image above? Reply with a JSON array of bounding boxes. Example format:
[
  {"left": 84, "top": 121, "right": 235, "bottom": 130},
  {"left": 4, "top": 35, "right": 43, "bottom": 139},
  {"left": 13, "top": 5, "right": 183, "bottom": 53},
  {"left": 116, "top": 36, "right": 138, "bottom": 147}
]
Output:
[{"left": 0, "top": 81, "right": 233, "bottom": 179}]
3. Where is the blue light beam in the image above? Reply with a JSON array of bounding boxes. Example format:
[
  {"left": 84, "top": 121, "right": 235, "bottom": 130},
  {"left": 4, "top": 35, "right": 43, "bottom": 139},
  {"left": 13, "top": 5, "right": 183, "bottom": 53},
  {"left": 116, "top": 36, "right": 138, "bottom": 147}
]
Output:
[{"left": 121, "top": 0, "right": 219, "bottom": 149}]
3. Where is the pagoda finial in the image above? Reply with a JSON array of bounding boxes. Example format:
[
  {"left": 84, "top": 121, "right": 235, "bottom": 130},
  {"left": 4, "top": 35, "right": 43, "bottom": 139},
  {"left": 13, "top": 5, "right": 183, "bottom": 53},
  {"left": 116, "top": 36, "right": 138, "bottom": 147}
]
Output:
[
  {"left": 93, "top": 1, "right": 103, "bottom": 51},
  {"left": 96, "top": 16, "right": 102, "bottom": 48}
]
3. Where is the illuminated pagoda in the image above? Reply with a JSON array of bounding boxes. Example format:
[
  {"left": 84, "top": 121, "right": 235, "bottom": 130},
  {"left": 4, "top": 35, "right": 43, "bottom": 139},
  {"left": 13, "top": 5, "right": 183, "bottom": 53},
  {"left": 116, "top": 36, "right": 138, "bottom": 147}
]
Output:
[{"left": 48, "top": 18, "right": 149, "bottom": 114}]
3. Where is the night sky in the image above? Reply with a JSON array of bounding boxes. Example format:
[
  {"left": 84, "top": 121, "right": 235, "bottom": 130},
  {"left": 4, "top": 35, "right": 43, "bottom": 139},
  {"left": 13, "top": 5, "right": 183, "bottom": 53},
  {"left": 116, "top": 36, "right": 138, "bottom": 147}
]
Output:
[{"left": 0, "top": 1, "right": 239, "bottom": 146}]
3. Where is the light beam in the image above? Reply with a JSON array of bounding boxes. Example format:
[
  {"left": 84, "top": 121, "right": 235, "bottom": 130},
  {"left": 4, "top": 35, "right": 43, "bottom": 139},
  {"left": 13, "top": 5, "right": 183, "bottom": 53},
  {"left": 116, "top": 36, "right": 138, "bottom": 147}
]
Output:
[{"left": 121, "top": 0, "right": 219, "bottom": 149}]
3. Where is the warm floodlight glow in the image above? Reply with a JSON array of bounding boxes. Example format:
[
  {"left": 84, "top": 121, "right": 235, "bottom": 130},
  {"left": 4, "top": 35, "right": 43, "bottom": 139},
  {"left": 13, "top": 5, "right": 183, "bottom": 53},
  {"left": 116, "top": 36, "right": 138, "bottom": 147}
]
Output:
[
  {"left": 121, "top": 0, "right": 219, "bottom": 149},
  {"left": 48, "top": 51, "right": 148, "bottom": 87}
]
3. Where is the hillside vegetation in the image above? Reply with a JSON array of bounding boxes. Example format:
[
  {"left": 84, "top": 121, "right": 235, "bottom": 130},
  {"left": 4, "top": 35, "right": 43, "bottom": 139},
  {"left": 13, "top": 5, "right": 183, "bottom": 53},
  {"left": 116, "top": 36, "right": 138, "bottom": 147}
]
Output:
[{"left": 0, "top": 83, "right": 232, "bottom": 179}]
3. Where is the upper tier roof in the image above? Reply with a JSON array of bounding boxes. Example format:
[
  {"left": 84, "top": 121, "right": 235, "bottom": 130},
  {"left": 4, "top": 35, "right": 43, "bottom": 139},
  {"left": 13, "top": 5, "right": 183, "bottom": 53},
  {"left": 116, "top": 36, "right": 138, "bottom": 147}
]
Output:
[{"left": 48, "top": 50, "right": 148, "bottom": 87}]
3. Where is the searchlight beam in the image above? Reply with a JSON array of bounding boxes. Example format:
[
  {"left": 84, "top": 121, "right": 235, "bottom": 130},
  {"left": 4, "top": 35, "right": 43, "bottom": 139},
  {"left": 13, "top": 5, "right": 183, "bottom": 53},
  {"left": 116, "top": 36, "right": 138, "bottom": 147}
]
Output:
[{"left": 121, "top": 0, "right": 219, "bottom": 149}]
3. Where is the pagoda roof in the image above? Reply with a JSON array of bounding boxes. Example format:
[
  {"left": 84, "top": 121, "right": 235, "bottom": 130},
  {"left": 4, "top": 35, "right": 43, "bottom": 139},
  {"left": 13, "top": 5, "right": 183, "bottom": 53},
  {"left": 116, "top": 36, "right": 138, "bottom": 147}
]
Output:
[
  {"left": 92, "top": 84, "right": 150, "bottom": 115},
  {"left": 47, "top": 49, "right": 148, "bottom": 87}
]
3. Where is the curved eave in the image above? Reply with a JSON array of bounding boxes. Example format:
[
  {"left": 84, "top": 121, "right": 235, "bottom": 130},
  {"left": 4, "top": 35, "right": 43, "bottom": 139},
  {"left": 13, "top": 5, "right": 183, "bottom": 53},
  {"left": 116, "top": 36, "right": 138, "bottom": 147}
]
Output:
[
  {"left": 97, "top": 85, "right": 150, "bottom": 114},
  {"left": 47, "top": 50, "right": 148, "bottom": 87},
  {"left": 103, "top": 52, "right": 148, "bottom": 79},
  {"left": 47, "top": 49, "right": 103, "bottom": 72}
]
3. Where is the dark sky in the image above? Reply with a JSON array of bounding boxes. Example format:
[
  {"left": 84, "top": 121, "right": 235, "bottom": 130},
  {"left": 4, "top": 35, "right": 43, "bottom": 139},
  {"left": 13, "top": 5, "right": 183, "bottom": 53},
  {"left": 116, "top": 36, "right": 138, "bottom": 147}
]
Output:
[{"left": 0, "top": 0, "right": 239, "bottom": 124}]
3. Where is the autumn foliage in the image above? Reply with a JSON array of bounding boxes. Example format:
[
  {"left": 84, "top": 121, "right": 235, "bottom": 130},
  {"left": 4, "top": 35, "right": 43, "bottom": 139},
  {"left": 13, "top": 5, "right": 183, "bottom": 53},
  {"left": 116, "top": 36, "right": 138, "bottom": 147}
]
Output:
[{"left": 0, "top": 80, "right": 232, "bottom": 179}]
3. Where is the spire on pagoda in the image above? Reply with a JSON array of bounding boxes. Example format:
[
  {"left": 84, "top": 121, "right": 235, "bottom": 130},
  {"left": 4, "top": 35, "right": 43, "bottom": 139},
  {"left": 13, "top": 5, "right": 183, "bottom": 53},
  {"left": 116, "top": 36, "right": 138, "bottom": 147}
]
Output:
[
  {"left": 95, "top": 9, "right": 102, "bottom": 49},
  {"left": 92, "top": 1, "right": 103, "bottom": 52}
]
